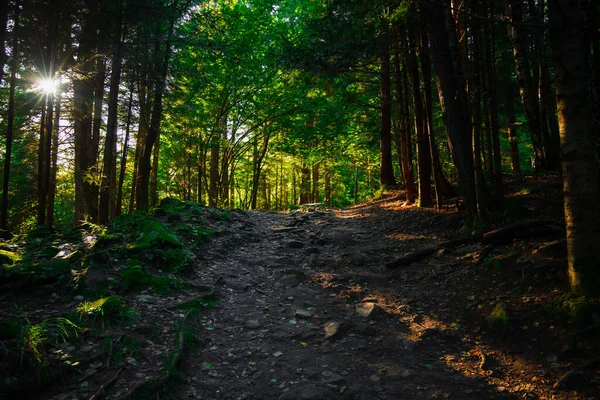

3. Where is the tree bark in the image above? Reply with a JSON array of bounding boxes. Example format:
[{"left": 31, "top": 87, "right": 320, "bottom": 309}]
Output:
[
  {"left": 312, "top": 163, "right": 319, "bottom": 203},
  {"left": 0, "top": 8, "right": 19, "bottom": 231},
  {"left": 300, "top": 161, "right": 311, "bottom": 204},
  {"left": 115, "top": 85, "right": 133, "bottom": 218},
  {"left": 136, "top": 17, "right": 174, "bottom": 211},
  {"left": 99, "top": 15, "right": 123, "bottom": 223},
  {"left": 407, "top": 30, "right": 433, "bottom": 207},
  {"left": 423, "top": 0, "right": 477, "bottom": 216},
  {"left": 46, "top": 92, "right": 60, "bottom": 230},
  {"left": 550, "top": 0, "right": 600, "bottom": 296},
  {"left": 505, "top": 82, "right": 521, "bottom": 175},
  {"left": 506, "top": 0, "right": 546, "bottom": 169},
  {"left": 379, "top": 36, "right": 396, "bottom": 188}
]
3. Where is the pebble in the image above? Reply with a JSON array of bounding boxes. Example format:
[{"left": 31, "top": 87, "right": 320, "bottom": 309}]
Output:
[{"left": 245, "top": 320, "right": 261, "bottom": 329}]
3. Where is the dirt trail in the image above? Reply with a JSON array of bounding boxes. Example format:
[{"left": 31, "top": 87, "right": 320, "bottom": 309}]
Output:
[{"left": 178, "top": 202, "right": 517, "bottom": 400}]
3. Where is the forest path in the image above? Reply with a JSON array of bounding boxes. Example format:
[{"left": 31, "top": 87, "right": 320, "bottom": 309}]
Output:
[{"left": 178, "top": 199, "right": 514, "bottom": 400}]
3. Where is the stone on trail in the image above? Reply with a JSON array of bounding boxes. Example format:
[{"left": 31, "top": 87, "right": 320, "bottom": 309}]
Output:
[
  {"left": 244, "top": 319, "right": 261, "bottom": 329},
  {"left": 295, "top": 309, "right": 313, "bottom": 319},
  {"left": 323, "top": 321, "right": 343, "bottom": 339},
  {"left": 277, "top": 384, "right": 333, "bottom": 400},
  {"left": 284, "top": 240, "right": 305, "bottom": 249}
]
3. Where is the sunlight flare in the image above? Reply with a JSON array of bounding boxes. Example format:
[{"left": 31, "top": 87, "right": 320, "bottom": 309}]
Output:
[{"left": 38, "top": 78, "right": 58, "bottom": 95}]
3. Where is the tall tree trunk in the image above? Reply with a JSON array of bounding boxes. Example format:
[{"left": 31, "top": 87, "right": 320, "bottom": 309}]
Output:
[
  {"left": 99, "top": 16, "right": 123, "bottom": 223},
  {"left": 0, "top": 0, "right": 9, "bottom": 86},
  {"left": 46, "top": 92, "right": 60, "bottom": 230},
  {"left": 116, "top": 85, "right": 133, "bottom": 217},
  {"left": 393, "top": 40, "right": 416, "bottom": 203},
  {"left": 507, "top": 0, "right": 546, "bottom": 169},
  {"left": 354, "top": 165, "right": 359, "bottom": 204},
  {"left": 470, "top": 7, "right": 488, "bottom": 221},
  {"left": 73, "top": 0, "right": 99, "bottom": 223},
  {"left": 325, "top": 169, "right": 332, "bottom": 206},
  {"left": 312, "top": 163, "right": 319, "bottom": 203},
  {"left": 407, "top": 30, "right": 433, "bottom": 207},
  {"left": 136, "top": 17, "right": 174, "bottom": 210},
  {"left": 379, "top": 36, "right": 396, "bottom": 188},
  {"left": 209, "top": 137, "right": 219, "bottom": 207},
  {"left": 300, "top": 161, "right": 311, "bottom": 204},
  {"left": 485, "top": 0, "right": 503, "bottom": 204},
  {"left": 0, "top": 8, "right": 19, "bottom": 232},
  {"left": 38, "top": 91, "right": 54, "bottom": 226},
  {"left": 505, "top": 82, "right": 521, "bottom": 175},
  {"left": 150, "top": 133, "right": 160, "bottom": 207},
  {"left": 423, "top": 0, "right": 477, "bottom": 217},
  {"left": 549, "top": 0, "right": 600, "bottom": 296}
]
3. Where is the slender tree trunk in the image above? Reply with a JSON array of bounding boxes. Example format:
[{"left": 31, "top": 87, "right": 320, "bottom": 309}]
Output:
[
  {"left": 485, "top": 0, "right": 503, "bottom": 204},
  {"left": 300, "top": 161, "right": 311, "bottom": 204},
  {"left": 506, "top": 82, "right": 521, "bottom": 175},
  {"left": 354, "top": 165, "right": 359, "bottom": 204},
  {"left": 549, "top": 0, "right": 600, "bottom": 296},
  {"left": 115, "top": 85, "right": 133, "bottom": 217},
  {"left": 325, "top": 169, "right": 331, "bottom": 206},
  {"left": 136, "top": 17, "right": 174, "bottom": 210},
  {"left": 407, "top": 30, "right": 433, "bottom": 207},
  {"left": 99, "top": 16, "right": 123, "bottom": 223},
  {"left": 470, "top": 8, "right": 488, "bottom": 221},
  {"left": 0, "top": 1, "right": 9, "bottom": 86},
  {"left": 507, "top": 0, "right": 546, "bottom": 169},
  {"left": 46, "top": 92, "right": 60, "bottom": 230},
  {"left": 380, "top": 37, "right": 396, "bottom": 188},
  {"left": 423, "top": 0, "right": 477, "bottom": 216},
  {"left": 150, "top": 133, "right": 160, "bottom": 206},
  {"left": 209, "top": 137, "right": 219, "bottom": 207},
  {"left": 401, "top": 57, "right": 416, "bottom": 204},
  {"left": 0, "top": 9, "right": 19, "bottom": 232},
  {"left": 312, "top": 163, "right": 319, "bottom": 203}
]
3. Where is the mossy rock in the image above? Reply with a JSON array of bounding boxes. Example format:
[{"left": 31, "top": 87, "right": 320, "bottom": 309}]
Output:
[
  {"left": 77, "top": 296, "right": 122, "bottom": 317},
  {"left": 0, "top": 249, "right": 21, "bottom": 267},
  {"left": 127, "top": 219, "right": 181, "bottom": 250},
  {"left": 119, "top": 265, "right": 152, "bottom": 291},
  {"left": 565, "top": 297, "right": 600, "bottom": 329},
  {"left": 485, "top": 303, "right": 510, "bottom": 333}
]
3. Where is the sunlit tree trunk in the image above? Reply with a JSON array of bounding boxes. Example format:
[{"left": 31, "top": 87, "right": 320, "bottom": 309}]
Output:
[
  {"left": 505, "top": 82, "right": 521, "bottom": 175},
  {"left": 150, "top": 133, "right": 160, "bottom": 207},
  {"left": 46, "top": 92, "right": 60, "bottom": 230},
  {"left": 379, "top": 36, "right": 396, "bottom": 188},
  {"left": 209, "top": 133, "right": 219, "bottom": 207},
  {"left": 550, "top": 0, "right": 600, "bottom": 296}
]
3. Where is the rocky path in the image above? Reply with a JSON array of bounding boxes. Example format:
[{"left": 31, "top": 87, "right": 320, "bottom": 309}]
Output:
[{"left": 178, "top": 205, "right": 511, "bottom": 400}]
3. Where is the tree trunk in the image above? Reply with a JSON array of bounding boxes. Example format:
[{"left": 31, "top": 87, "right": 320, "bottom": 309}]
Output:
[
  {"left": 380, "top": 36, "right": 396, "bottom": 188},
  {"left": 99, "top": 15, "right": 123, "bottom": 223},
  {"left": 116, "top": 85, "right": 133, "bottom": 217},
  {"left": 470, "top": 8, "right": 488, "bottom": 221},
  {"left": 0, "top": 9, "right": 19, "bottom": 232},
  {"left": 150, "top": 132, "right": 160, "bottom": 207},
  {"left": 407, "top": 30, "right": 433, "bottom": 207},
  {"left": 300, "top": 161, "right": 311, "bottom": 204},
  {"left": 136, "top": 17, "right": 174, "bottom": 211},
  {"left": 0, "top": 0, "right": 9, "bottom": 86},
  {"left": 312, "top": 163, "right": 319, "bottom": 203},
  {"left": 549, "top": 0, "right": 600, "bottom": 296},
  {"left": 485, "top": 0, "right": 503, "bottom": 204},
  {"left": 423, "top": 0, "right": 477, "bottom": 216},
  {"left": 46, "top": 92, "right": 60, "bottom": 230},
  {"left": 505, "top": 82, "right": 521, "bottom": 175},
  {"left": 354, "top": 165, "right": 359, "bottom": 204},
  {"left": 209, "top": 137, "right": 219, "bottom": 207},
  {"left": 325, "top": 169, "right": 331, "bottom": 206},
  {"left": 506, "top": 0, "right": 546, "bottom": 169}
]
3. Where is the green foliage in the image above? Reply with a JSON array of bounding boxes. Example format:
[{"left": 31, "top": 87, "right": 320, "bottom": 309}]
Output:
[
  {"left": 22, "top": 317, "right": 86, "bottom": 366},
  {"left": 0, "top": 249, "right": 21, "bottom": 267},
  {"left": 485, "top": 303, "right": 510, "bottom": 333}
]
